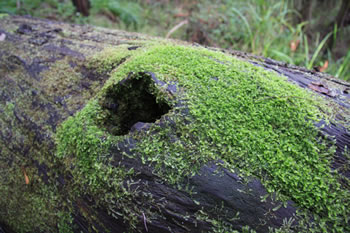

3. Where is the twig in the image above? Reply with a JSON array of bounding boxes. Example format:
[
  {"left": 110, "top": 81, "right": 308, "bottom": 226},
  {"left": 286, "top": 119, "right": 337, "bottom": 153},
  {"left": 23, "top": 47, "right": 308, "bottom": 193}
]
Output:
[
  {"left": 142, "top": 212, "right": 148, "bottom": 232},
  {"left": 166, "top": 20, "right": 188, "bottom": 39}
]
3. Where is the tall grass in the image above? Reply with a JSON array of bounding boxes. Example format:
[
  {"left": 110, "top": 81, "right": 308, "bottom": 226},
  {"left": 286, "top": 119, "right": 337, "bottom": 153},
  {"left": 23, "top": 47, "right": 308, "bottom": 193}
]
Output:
[
  {"left": 188, "top": 0, "right": 350, "bottom": 81},
  {"left": 336, "top": 50, "right": 350, "bottom": 79}
]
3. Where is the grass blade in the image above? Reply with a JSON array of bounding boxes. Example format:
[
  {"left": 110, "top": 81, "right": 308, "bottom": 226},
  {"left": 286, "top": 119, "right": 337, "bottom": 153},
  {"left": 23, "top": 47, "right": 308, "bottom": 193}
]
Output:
[
  {"left": 307, "top": 32, "right": 332, "bottom": 69},
  {"left": 335, "top": 49, "right": 350, "bottom": 79},
  {"left": 304, "top": 34, "right": 309, "bottom": 67},
  {"left": 271, "top": 49, "right": 294, "bottom": 64},
  {"left": 230, "top": 7, "right": 253, "bottom": 50}
]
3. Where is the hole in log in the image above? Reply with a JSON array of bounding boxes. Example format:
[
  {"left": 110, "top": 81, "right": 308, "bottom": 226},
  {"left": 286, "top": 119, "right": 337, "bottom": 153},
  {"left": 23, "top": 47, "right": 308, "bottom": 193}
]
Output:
[{"left": 101, "top": 72, "right": 171, "bottom": 135}]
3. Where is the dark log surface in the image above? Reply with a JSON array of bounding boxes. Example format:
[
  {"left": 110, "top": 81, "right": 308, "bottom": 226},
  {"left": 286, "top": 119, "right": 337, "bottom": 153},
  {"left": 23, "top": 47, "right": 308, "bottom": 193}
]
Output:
[{"left": 0, "top": 16, "right": 349, "bottom": 233}]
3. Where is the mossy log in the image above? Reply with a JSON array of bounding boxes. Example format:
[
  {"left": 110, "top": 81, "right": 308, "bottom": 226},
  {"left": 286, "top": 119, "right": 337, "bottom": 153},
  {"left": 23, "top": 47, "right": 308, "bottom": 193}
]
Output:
[{"left": 0, "top": 15, "right": 350, "bottom": 233}]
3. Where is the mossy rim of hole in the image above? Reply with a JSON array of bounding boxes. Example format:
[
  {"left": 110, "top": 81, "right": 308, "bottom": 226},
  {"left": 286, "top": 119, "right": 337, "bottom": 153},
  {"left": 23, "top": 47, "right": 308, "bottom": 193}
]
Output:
[{"left": 99, "top": 72, "right": 172, "bottom": 136}]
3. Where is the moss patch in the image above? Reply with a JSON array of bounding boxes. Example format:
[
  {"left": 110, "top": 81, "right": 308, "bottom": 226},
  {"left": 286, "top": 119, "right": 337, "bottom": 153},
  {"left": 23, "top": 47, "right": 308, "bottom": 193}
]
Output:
[{"left": 56, "top": 44, "right": 350, "bottom": 232}]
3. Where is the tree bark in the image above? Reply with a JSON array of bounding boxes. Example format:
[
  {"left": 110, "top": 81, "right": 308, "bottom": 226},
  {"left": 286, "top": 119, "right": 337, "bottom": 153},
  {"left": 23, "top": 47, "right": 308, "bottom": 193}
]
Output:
[
  {"left": 0, "top": 15, "right": 349, "bottom": 233},
  {"left": 72, "top": 0, "right": 91, "bottom": 16}
]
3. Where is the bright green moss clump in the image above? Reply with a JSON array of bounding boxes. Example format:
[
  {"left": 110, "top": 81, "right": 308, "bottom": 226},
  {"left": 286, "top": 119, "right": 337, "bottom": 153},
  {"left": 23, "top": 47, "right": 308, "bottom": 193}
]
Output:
[{"left": 56, "top": 44, "right": 349, "bottom": 231}]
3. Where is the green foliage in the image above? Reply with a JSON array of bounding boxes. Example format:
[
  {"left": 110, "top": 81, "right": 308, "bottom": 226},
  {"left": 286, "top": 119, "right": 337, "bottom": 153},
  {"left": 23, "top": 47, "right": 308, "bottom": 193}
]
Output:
[
  {"left": 90, "top": 0, "right": 141, "bottom": 29},
  {"left": 306, "top": 31, "right": 332, "bottom": 69},
  {"left": 0, "top": 0, "right": 76, "bottom": 21},
  {"left": 335, "top": 49, "right": 350, "bottom": 79},
  {"left": 1, "top": 0, "right": 349, "bottom": 80},
  {"left": 187, "top": 0, "right": 349, "bottom": 79}
]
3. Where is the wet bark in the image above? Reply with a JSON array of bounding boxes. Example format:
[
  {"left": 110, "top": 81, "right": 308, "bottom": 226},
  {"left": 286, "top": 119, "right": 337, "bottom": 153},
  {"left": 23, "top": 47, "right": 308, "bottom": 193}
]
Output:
[{"left": 0, "top": 16, "right": 349, "bottom": 233}]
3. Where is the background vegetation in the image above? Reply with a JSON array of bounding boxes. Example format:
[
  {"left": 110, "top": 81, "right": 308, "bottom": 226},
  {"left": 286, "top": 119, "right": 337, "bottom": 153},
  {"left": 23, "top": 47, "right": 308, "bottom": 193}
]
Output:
[{"left": 1, "top": 0, "right": 349, "bottom": 81}]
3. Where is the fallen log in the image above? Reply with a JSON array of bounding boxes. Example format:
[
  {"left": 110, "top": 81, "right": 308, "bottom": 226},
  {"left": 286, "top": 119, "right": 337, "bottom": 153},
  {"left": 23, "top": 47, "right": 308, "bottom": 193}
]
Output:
[{"left": 0, "top": 15, "right": 349, "bottom": 233}]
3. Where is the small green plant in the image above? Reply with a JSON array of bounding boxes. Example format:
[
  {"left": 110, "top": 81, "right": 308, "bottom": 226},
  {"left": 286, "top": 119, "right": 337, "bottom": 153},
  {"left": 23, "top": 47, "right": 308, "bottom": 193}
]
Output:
[
  {"left": 90, "top": 0, "right": 141, "bottom": 29},
  {"left": 0, "top": 0, "right": 76, "bottom": 22},
  {"left": 335, "top": 49, "right": 350, "bottom": 80},
  {"left": 306, "top": 31, "right": 332, "bottom": 69}
]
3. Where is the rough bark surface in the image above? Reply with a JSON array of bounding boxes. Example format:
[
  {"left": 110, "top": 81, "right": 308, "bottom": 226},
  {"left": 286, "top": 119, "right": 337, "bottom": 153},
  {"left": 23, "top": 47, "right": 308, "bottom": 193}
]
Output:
[{"left": 0, "top": 16, "right": 349, "bottom": 233}]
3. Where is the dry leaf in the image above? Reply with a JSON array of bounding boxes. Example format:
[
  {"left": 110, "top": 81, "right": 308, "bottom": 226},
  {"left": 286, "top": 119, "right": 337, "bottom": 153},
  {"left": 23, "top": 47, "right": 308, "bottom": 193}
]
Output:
[
  {"left": 24, "top": 173, "right": 30, "bottom": 185},
  {"left": 0, "top": 33, "right": 6, "bottom": 41},
  {"left": 21, "top": 167, "right": 30, "bottom": 185},
  {"left": 174, "top": 12, "right": 189, "bottom": 18},
  {"left": 319, "top": 60, "right": 329, "bottom": 72},
  {"left": 290, "top": 39, "right": 300, "bottom": 52}
]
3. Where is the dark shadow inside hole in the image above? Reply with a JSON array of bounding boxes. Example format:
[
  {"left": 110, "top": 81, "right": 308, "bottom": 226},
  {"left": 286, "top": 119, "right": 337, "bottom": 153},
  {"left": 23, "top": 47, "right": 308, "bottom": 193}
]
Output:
[{"left": 101, "top": 72, "right": 171, "bottom": 135}]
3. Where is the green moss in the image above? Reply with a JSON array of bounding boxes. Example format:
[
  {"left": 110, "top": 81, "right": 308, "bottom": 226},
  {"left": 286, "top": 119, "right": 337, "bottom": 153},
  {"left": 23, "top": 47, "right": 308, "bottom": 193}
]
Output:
[
  {"left": 0, "top": 13, "right": 8, "bottom": 19},
  {"left": 55, "top": 43, "right": 350, "bottom": 231},
  {"left": 0, "top": 167, "right": 64, "bottom": 232},
  {"left": 1, "top": 100, "right": 71, "bottom": 232},
  {"left": 3, "top": 101, "right": 15, "bottom": 116},
  {"left": 56, "top": 100, "right": 112, "bottom": 190},
  {"left": 87, "top": 44, "right": 135, "bottom": 74},
  {"left": 57, "top": 211, "right": 74, "bottom": 233},
  {"left": 56, "top": 100, "right": 146, "bottom": 230}
]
